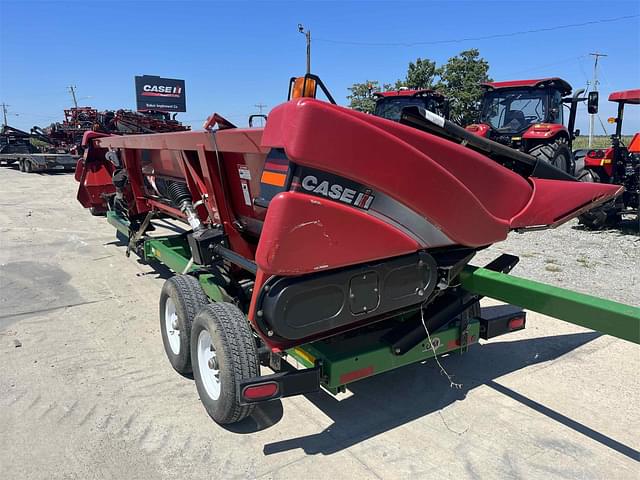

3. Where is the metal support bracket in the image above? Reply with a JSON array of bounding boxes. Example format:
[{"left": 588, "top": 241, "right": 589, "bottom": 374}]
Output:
[{"left": 126, "top": 211, "right": 154, "bottom": 257}]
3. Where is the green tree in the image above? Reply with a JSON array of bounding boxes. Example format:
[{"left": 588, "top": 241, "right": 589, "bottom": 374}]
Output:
[
  {"left": 437, "top": 49, "right": 491, "bottom": 125},
  {"left": 347, "top": 80, "right": 380, "bottom": 113},
  {"left": 405, "top": 58, "right": 438, "bottom": 90}
]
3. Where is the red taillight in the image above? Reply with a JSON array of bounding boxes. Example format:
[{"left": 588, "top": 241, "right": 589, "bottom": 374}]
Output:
[
  {"left": 242, "top": 382, "right": 279, "bottom": 400},
  {"left": 532, "top": 124, "right": 551, "bottom": 132},
  {"left": 508, "top": 317, "right": 525, "bottom": 330},
  {"left": 587, "top": 149, "right": 605, "bottom": 159}
]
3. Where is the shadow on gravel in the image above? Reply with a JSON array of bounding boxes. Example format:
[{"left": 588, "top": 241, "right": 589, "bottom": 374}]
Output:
[
  {"left": 262, "top": 331, "right": 638, "bottom": 461},
  {"left": 0, "top": 261, "right": 85, "bottom": 329},
  {"left": 223, "top": 401, "right": 285, "bottom": 434}
]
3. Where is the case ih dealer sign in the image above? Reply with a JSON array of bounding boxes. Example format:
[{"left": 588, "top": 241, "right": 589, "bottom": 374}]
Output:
[{"left": 135, "top": 75, "right": 186, "bottom": 112}]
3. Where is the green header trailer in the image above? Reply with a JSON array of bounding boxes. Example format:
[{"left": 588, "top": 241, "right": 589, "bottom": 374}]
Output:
[{"left": 108, "top": 211, "right": 639, "bottom": 400}]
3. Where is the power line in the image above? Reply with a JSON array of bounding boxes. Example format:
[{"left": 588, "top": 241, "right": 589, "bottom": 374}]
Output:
[
  {"left": 253, "top": 103, "right": 267, "bottom": 127},
  {"left": 500, "top": 54, "right": 589, "bottom": 77},
  {"left": 315, "top": 14, "right": 639, "bottom": 47}
]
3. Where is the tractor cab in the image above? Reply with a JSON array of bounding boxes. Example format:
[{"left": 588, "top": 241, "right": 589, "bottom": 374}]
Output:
[
  {"left": 373, "top": 89, "right": 449, "bottom": 122},
  {"left": 466, "top": 78, "right": 584, "bottom": 174}
]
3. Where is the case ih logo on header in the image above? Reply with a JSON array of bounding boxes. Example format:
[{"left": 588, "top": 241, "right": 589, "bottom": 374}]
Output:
[
  {"left": 135, "top": 75, "right": 186, "bottom": 112},
  {"left": 297, "top": 166, "right": 375, "bottom": 210}
]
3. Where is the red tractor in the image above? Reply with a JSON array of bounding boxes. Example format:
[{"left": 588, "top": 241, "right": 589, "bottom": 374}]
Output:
[
  {"left": 373, "top": 89, "right": 449, "bottom": 122},
  {"left": 466, "top": 78, "right": 585, "bottom": 174},
  {"left": 577, "top": 89, "right": 640, "bottom": 229}
]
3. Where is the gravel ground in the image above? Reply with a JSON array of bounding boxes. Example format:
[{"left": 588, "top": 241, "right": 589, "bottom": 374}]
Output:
[
  {"left": 474, "top": 218, "right": 640, "bottom": 307},
  {"left": 0, "top": 166, "right": 638, "bottom": 479}
]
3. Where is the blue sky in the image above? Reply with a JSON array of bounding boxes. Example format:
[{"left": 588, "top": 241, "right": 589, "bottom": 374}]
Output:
[{"left": 1, "top": 0, "right": 639, "bottom": 133}]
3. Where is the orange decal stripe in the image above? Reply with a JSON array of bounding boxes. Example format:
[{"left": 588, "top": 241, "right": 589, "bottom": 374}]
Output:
[{"left": 261, "top": 171, "right": 287, "bottom": 187}]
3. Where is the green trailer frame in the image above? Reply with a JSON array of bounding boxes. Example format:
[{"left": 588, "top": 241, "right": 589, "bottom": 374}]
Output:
[{"left": 108, "top": 211, "right": 640, "bottom": 394}]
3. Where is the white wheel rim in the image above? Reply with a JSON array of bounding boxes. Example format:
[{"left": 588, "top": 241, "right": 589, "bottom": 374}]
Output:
[
  {"left": 197, "top": 329, "right": 221, "bottom": 400},
  {"left": 164, "top": 298, "right": 181, "bottom": 355}
]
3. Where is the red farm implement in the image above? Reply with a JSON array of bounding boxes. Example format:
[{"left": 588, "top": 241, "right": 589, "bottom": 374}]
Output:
[
  {"left": 577, "top": 88, "right": 640, "bottom": 229},
  {"left": 75, "top": 74, "right": 639, "bottom": 425},
  {"left": 45, "top": 107, "right": 189, "bottom": 155}
]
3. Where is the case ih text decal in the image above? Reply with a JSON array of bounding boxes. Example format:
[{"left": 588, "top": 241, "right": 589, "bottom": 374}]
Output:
[
  {"left": 141, "top": 85, "right": 183, "bottom": 97},
  {"left": 298, "top": 167, "right": 375, "bottom": 210}
]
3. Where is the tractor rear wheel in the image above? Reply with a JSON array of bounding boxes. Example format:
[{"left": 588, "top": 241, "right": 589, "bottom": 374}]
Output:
[
  {"left": 528, "top": 137, "right": 572, "bottom": 173},
  {"left": 159, "top": 275, "right": 210, "bottom": 374},
  {"left": 191, "top": 302, "right": 259, "bottom": 424},
  {"left": 577, "top": 170, "right": 621, "bottom": 229}
]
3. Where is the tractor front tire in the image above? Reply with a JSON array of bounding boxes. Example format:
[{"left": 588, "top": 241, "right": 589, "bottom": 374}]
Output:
[
  {"left": 159, "top": 275, "right": 210, "bottom": 374},
  {"left": 577, "top": 170, "right": 620, "bottom": 229},
  {"left": 528, "top": 137, "right": 572, "bottom": 173},
  {"left": 190, "top": 302, "right": 259, "bottom": 424}
]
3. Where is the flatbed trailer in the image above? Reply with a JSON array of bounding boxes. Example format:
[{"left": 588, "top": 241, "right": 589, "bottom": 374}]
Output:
[
  {"left": 0, "top": 152, "right": 78, "bottom": 172},
  {"left": 75, "top": 75, "right": 639, "bottom": 425}
]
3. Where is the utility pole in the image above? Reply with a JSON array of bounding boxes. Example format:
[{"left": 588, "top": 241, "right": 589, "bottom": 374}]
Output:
[
  {"left": 298, "top": 24, "right": 311, "bottom": 74},
  {"left": 68, "top": 85, "right": 79, "bottom": 109},
  {"left": 1, "top": 103, "right": 9, "bottom": 127},
  {"left": 588, "top": 52, "right": 607, "bottom": 148},
  {"left": 254, "top": 103, "right": 267, "bottom": 127}
]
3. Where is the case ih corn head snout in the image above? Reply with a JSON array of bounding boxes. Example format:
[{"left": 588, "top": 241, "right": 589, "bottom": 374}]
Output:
[
  {"left": 75, "top": 75, "right": 639, "bottom": 425},
  {"left": 466, "top": 78, "right": 585, "bottom": 174},
  {"left": 577, "top": 89, "right": 640, "bottom": 229}
]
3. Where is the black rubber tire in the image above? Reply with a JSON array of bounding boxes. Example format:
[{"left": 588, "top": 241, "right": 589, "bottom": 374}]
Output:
[
  {"left": 190, "top": 302, "right": 259, "bottom": 424},
  {"left": 24, "top": 160, "right": 32, "bottom": 173},
  {"left": 89, "top": 207, "right": 106, "bottom": 216},
  {"left": 577, "top": 170, "right": 620, "bottom": 229},
  {"left": 159, "top": 275, "right": 210, "bottom": 374},
  {"left": 18, "top": 160, "right": 25, "bottom": 172},
  {"left": 528, "top": 137, "right": 571, "bottom": 173}
]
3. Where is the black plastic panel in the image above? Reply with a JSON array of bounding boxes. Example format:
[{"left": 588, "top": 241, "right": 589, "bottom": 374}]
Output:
[{"left": 258, "top": 252, "right": 438, "bottom": 341}]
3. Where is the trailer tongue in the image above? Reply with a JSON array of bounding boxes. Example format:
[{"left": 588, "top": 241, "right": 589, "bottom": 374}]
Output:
[{"left": 75, "top": 80, "right": 637, "bottom": 425}]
